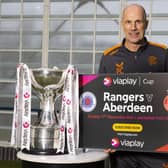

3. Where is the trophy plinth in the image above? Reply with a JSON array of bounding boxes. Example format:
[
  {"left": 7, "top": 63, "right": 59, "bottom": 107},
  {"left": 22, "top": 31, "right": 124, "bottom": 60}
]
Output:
[{"left": 29, "top": 68, "right": 65, "bottom": 155}]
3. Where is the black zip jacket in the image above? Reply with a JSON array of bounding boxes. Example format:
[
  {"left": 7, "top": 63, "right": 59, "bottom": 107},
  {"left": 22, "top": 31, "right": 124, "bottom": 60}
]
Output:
[{"left": 99, "top": 37, "right": 168, "bottom": 74}]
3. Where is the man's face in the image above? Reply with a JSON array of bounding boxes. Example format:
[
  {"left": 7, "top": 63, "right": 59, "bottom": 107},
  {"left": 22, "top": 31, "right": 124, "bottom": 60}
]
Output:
[{"left": 122, "top": 6, "right": 148, "bottom": 45}]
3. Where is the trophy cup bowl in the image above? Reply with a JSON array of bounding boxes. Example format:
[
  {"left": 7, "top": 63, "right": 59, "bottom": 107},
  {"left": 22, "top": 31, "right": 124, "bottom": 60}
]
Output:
[{"left": 29, "top": 68, "right": 65, "bottom": 155}]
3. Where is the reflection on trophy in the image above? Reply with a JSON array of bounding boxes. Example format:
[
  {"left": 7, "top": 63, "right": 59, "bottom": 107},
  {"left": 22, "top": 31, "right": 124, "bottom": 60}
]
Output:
[{"left": 30, "top": 67, "right": 65, "bottom": 154}]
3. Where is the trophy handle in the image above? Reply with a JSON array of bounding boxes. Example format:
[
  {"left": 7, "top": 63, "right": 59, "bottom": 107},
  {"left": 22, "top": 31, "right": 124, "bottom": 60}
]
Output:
[
  {"left": 30, "top": 70, "right": 43, "bottom": 90},
  {"left": 54, "top": 94, "right": 63, "bottom": 122}
]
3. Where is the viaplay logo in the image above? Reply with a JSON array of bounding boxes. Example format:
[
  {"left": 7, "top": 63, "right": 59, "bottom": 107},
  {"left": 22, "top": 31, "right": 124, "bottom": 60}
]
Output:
[
  {"left": 111, "top": 137, "right": 144, "bottom": 149},
  {"left": 111, "top": 137, "right": 120, "bottom": 148},
  {"left": 80, "top": 91, "right": 97, "bottom": 112},
  {"left": 104, "top": 77, "right": 112, "bottom": 87},
  {"left": 103, "top": 76, "right": 138, "bottom": 87}
]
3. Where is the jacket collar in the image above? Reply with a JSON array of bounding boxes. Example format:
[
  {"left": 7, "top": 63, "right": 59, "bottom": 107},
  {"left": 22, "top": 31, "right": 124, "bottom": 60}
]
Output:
[{"left": 121, "top": 37, "right": 148, "bottom": 53}]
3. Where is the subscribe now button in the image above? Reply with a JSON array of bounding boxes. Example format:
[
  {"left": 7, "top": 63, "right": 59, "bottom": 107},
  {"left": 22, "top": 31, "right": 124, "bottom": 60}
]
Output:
[{"left": 112, "top": 123, "right": 143, "bottom": 132}]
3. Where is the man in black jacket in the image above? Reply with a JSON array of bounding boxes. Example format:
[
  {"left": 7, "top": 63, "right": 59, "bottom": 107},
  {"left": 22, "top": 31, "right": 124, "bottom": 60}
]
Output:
[
  {"left": 99, "top": 4, "right": 168, "bottom": 74},
  {"left": 99, "top": 3, "right": 168, "bottom": 168}
]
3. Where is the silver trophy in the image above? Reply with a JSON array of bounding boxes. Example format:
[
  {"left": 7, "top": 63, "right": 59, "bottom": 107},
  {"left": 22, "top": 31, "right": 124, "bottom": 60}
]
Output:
[{"left": 29, "top": 67, "right": 65, "bottom": 154}]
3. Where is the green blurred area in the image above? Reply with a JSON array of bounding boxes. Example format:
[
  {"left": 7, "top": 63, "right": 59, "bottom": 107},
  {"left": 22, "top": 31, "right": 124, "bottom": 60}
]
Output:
[{"left": 0, "top": 160, "right": 22, "bottom": 168}]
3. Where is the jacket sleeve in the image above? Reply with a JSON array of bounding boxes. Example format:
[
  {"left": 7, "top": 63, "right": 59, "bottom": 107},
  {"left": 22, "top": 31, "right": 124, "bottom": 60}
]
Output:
[
  {"left": 164, "top": 49, "right": 168, "bottom": 72},
  {"left": 98, "top": 55, "right": 106, "bottom": 73}
]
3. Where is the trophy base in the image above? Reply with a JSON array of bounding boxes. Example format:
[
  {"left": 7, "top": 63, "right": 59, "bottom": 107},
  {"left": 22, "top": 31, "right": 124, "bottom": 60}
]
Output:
[
  {"left": 29, "top": 125, "right": 69, "bottom": 155},
  {"left": 22, "top": 148, "right": 68, "bottom": 155},
  {"left": 31, "top": 125, "right": 59, "bottom": 150}
]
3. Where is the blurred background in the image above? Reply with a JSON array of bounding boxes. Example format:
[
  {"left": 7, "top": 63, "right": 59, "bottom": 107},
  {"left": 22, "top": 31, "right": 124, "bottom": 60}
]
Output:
[{"left": 0, "top": 0, "right": 168, "bottom": 151}]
